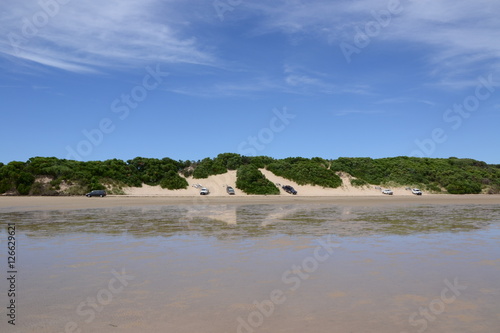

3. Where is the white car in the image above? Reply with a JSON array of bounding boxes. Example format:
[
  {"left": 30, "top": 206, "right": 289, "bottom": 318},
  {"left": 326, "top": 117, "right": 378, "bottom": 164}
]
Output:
[
  {"left": 412, "top": 188, "right": 422, "bottom": 195},
  {"left": 200, "top": 188, "right": 210, "bottom": 195},
  {"left": 382, "top": 189, "right": 393, "bottom": 195}
]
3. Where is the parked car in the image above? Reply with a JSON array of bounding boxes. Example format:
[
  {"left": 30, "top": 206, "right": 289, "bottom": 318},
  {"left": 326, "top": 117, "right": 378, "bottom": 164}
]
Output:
[
  {"left": 412, "top": 188, "right": 423, "bottom": 195},
  {"left": 282, "top": 185, "right": 297, "bottom": 195},
  {"left": 86, "top": 190, "right": 106, "bottom": 197},
  {"left": 382, "top": 189, "right": 393, "bottom": 195},
  {"left": 200, "top": 188, "right": 210, "bottom": 195},
  {"left": 226, "top": 186, "right": 235, "bottom": 195}
]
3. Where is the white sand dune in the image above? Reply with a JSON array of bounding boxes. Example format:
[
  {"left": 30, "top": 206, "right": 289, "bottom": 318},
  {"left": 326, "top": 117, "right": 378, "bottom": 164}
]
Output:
[
  {"left": 259, "top": 168, "right": 414, "bottom": 196},
  {"left": 123, "top": 169, "right": 416, "bottom": 197},
  {"left": 123, "top": 170, "right": 246, "bottom": 196}
]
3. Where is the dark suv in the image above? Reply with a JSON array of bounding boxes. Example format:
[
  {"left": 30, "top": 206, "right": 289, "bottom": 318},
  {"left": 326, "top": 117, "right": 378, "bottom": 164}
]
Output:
[
  {"left": 226, "top": 186, "right": 235, "bottom": 195},
  {"left": 86, "top": 190, "right": 106, "bottom": 197},
  {"left": 282, "top": 185, "right": 297, "bottom": 195}
]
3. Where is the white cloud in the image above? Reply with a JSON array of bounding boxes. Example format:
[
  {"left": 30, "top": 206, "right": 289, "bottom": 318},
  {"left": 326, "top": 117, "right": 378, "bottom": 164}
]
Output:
[
  {"left": 0, "top": 0, "right": 215, "bottom": 73},
  {"left": 247, "top": 0, "right": 500, "bottom": 88},
  {"left": 374, "top": 97, "right": 436, "bottom": 107},
  {"left": 163, "top": 76, "right": 289, "bottom": 98}
]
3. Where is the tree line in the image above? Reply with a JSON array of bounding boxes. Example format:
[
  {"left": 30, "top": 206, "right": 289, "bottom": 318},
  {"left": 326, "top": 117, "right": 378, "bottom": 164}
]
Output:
[{"left": 0, "top": 154, "right": 499, "bottom": 195}]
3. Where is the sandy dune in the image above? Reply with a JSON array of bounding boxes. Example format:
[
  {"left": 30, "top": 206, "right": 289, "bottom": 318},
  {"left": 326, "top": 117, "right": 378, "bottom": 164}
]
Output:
[
  {"left": 258, "top": 169, "right": 414, "bottom": 196},
  {"left": 123, "top": 169, "right": 415, "bottom": 197},
  {"left": 123, "top": 170, "right": 246, "bottom": 196}
]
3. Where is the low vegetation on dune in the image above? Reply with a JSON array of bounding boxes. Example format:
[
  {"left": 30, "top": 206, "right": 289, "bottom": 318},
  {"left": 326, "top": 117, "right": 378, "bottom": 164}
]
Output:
[
  {"left": 235, "top": 165, "right": 280, "bottom": 195},
  {"left": 0, "top": 157, "right": 189, "bottom": 196},
  {"left": 266, "top": 157, "right": 342, "bottom": 188},
  {"left": 0, "top": 154, "right": 499, "bottom": 195},
  {"left": 330, "top": 157, "right": 500, "bottom": 194}
]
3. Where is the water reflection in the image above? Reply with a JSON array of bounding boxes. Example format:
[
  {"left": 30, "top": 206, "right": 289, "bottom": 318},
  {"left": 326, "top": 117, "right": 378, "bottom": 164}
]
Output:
[{"left": 1, "top": 204, "right": 498, "bottom": 239}]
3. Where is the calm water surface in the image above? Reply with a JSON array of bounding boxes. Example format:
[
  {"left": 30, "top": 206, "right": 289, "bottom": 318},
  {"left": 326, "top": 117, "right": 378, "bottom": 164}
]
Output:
[{"left": 1, "top": 204, "right": 499, "bottom": 333}]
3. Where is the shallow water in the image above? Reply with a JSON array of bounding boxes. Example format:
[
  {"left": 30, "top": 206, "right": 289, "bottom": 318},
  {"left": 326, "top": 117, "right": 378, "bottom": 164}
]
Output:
[{"left": 1, "top": 204, "right": 499, "bottom": 332}]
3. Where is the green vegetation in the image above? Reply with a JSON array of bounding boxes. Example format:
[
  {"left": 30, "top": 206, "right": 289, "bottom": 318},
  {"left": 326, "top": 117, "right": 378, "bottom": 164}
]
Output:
[
  {"left": 0, "top": 156, "right": 189, "bottom": 195},
  {"left": 0, "top": 155, "right": 498, "bottom": 195},
  {"left": 236, "top": 165, "right": 280, "bottom": 195},
  {"left": 266, "top": 158, "right": 342, "bottom": 188},
  {"left": 350, "top": 178, "right": 368, "bottom": 187},
  {"left": 191, "top": 153, "right": 279, "bottom": 179},
  {"left": 160, "top": 170, "right": 188, "bottom": 190},
  {"left": 330, "top": 156, "right": 500, "bottom": 194}
]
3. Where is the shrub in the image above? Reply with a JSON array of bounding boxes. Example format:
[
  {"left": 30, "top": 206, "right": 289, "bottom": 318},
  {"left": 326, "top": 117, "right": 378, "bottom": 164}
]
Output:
[
  {"left": 236, "top": 165, "right": 280, "bottom": 195},
  {"left": 192, "top": 160, "right": 211, "bottom": 179},
  {"left": 16, "top": 172, "right": 35, "bottom": 195},
  {"left": 30, "top": 182, "right": 59, "bottom": 196},
  {"left": 424, "top": 183, "right": 442, "bottom": 193},
  {"left": 160, "top": 171, "right": 189, "bottom": 190},
  {"left": 267, "top": 160, "right": 342, "bottom": 188},
  {"left": 0, "top": 179, "right": 13, "bottom": 194},
  {"left": 63, "top": 185, "right": 88, "bottom": 196},
  {"left": 351, "top": 178, "right": 368, "bottom": 187},
  {"left": 487, "top": 185, "right": 500, "bottom": 194},
  {"left": 446, "top": 181, "right": 482, "bottom": 194}
]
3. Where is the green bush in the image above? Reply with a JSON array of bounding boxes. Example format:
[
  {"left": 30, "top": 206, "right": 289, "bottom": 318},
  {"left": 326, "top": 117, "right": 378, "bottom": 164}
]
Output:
[
  {"left": 192, "top": 159, "right": 211, "bottom": 179},
  {"left": 16, "top": 172, "right": 35, "bottom": 195},
  {"left": 30, "top": 182, "right": 59, "bottom": 196},
  {"left": 248, "top": 156, "right": 275, "bottom": 168},
  {"left": 236, "top": 165, "right": 280, "bottom": 195},
  {"left": 350, "top": 178, "right": 368, "bottom": 187},
  {"left": 215, "top": 153, "right": 243, "bottom": 170},
  {"left": 160, "top": 171, "right": 189, "bottom": 190},
  {"left": 330, "top": 156, "right": 492, "bottom": 192},
  {"left": 0, "top": 179, "right": 12, "bottom": 194},
  {"left": 267, "top": 160, "right": 342, "bottom": 188},
  {"left": 446, "top": 181, "right": 482, "bottom": 194},
  {"left": 424, "top": 183, "right": 443, "bottom": 193},
  {"left": 487, "top": 184, "right": 500, "bottom": 194},
  {"left": 63, "top": 185, "right": 87, "bottom": 196}
]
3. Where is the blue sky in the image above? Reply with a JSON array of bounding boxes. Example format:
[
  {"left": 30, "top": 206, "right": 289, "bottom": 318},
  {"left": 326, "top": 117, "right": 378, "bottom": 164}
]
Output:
[{"left": 1, "top": 0, "right": 499, "bottom": 164}]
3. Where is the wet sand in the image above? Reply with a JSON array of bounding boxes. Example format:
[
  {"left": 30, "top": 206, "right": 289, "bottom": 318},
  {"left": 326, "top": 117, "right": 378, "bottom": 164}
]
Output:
[
  {"left": 1, "top": 199, "right": 499, "bottom": 332},
  {"left": 1, "top": 194, "right": 500, "bottom": 212}
]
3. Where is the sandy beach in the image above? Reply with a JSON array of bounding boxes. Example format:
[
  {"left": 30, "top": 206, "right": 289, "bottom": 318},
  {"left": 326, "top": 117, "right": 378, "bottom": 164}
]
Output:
[{"left": 1, "top": 194, "right": 500, "bottom": 212}]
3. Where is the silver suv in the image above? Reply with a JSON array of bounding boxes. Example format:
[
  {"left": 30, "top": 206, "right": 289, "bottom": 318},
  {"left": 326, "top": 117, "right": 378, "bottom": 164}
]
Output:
[{"left": 412, "top": 188, "right": 422, "bottom": 195}]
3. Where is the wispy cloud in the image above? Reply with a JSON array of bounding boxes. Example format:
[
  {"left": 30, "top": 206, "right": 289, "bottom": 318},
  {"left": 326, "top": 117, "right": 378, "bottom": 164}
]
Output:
[
  {"left": 247, "top": 0, "right": 500, "bottom": 88},
  {"left": 0, "top": 0, "right": 216, "bottom": 73},
  {"left": 374, "top": 97, "right": 436, "bottom": 107},
  {"left": 163, "top": 76, "right": 290, "bottom": 98},
  {"left": 282, "top": 64, "right": 376, "bottom": 96}
]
